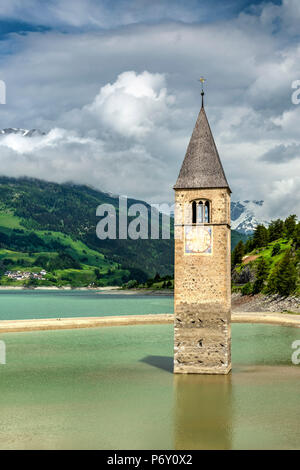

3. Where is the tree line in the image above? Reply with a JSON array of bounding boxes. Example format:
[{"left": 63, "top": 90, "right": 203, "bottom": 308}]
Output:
[{"left": 232, "top": 215, "right": 299, "bottom": 296}]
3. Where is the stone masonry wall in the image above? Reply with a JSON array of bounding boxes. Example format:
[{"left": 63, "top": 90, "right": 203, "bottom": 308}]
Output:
[{"left": 174, "top": 188, "right": 231, "bottom": 374}]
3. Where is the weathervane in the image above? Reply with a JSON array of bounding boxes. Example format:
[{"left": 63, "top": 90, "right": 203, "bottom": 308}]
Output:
[{"left": 198, "top": 77, "right": 206, "bottom": 107}]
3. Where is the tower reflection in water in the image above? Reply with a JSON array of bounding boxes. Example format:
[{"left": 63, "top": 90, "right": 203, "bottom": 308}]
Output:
[{"left": 174, "top": 373, "right": 232, "bottom": 450}]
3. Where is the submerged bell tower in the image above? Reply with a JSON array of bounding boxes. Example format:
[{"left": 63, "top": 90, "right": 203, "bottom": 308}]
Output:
[{"left": 173, "top": 84, "right": 231, "bottom": 374}]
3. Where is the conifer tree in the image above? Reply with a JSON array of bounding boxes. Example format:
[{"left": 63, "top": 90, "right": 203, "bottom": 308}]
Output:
[
  {"left": 232, "top": 240, "right": 244, "bottom": 266},
  {"left": 252, "top": 257, "right": 269, "bottom": 294},
  {"left": 268, "top": 219, "right": 284, "bottom": 242},
  {"left": 267, "top": 250, "right": 297, "bottom": 296},
  {"left": 244, "top": 238, "right": 253, "bottom": 254},
  {"left": 292, "top": 222, "right": 300, "bottom": 250},
  {"left": 94, "top": 268, "right": 101, "bottom": 280},
  {"left": 284, "top": 215, "right": 297, "bottom": 238},
  {"left": 271, "top": 243, "right": 281, "bottom": 257},
  {"left": 253, "top": 224, "right": 268, "bottom": 248}
]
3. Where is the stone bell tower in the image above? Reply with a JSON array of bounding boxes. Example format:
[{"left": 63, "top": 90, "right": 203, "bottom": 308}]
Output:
[{"left": 173, "top": 88, "right": 231, "bottom": 374}]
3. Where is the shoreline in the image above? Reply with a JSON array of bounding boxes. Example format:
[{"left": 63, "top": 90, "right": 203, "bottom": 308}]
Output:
[
  {"left": 0, "top": 286, "right": 174, "bottom": 295},
  {"left": 0, "top": 286, "right": 117, "bottom": 291},
  {"left": 0, "top": 312, "right": 299, "bottom": 333},
  {"left": 0, "top": 287, "right": 299, "bottom": 309}
]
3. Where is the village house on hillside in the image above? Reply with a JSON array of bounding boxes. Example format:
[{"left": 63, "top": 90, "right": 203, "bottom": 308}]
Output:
[{"left": 4, "top": 270, "right": 47, "bottom": 281}]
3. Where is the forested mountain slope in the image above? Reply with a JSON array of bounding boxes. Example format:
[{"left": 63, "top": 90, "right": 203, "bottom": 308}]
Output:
[
  {"left": 232, "top": 216, "right": 299, "bottom": 297},
  {"left": 0, "top": 177, "right": 246, "bottom": 287}
]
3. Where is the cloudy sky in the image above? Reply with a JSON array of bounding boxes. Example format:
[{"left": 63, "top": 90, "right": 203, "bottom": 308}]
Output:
[{"left": 0, "top": 0, "right": 299, "bottom": 219}]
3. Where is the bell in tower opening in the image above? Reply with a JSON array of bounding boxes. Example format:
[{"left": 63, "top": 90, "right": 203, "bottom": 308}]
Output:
[{"left": 173, "top": 83, "right": 231, "bottom": 374}]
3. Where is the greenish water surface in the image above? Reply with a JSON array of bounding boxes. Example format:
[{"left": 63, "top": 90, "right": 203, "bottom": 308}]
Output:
[
  {"left": 0, "top": 323, "right": 299, "bottom": 449},
  {"left": 0, "top": 290, "right": 173, "bottom": 320}
]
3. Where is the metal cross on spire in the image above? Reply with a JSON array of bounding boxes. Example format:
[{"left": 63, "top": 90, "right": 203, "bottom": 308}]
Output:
[{"left": 198, "top": 77, "right": 206, "bottom": 107}]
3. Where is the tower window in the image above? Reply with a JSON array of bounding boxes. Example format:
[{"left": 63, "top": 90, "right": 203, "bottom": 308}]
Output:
[
  {"left": 191, "top": 200, "right": 211, "bottom": 223},
  {"left": 192, "top": 201, "right": 197, "bottom": 224},
  {"left": 205, "top": 201, "right": 210, "bottom": 223},
  {"left": 197, "top": 201, "right": 203, "bottom": 223}
]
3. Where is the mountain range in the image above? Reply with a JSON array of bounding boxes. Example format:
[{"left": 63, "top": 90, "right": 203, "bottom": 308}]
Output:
[
  {"left": 231, "top": 200, "right": 269, "bottom": 235},
  {"left": 0, "top": 128, "right": 46, "bottom": 137},
  {"left": 0, "top": 176, "right": 247, "bottom": 286},
  {"left": 0, "top": 128, "right": 269, "bottom": 236}
]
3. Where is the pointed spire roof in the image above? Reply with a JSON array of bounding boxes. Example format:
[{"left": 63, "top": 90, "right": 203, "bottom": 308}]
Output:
[{"left": 174, "top": 94, "right": 230, "bottom": 191}]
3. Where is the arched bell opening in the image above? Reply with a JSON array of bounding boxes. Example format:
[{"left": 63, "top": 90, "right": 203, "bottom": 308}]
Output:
[
  {"left": 190, "top": 199, "right": 211, "bottom": 224},
  {"left": 205, "top": 200, "right": 210, "bottom": 223},
  {"left": 192, "top": 201, "right": 197, "bottom": 224},
  {"left": 197, "top": 201, "right": 204, "bottom": 223}
]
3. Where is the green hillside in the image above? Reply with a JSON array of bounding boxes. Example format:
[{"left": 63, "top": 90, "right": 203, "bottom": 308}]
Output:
[
  {"left": 232, "top": 216, "right": 300, "bottom": 296},
  {"left": 0, "top": 177, "right": 246, "bottom": 287}
]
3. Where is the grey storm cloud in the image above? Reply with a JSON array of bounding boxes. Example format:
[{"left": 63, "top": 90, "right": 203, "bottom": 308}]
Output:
[
  {"left": 0, "top": 0, "right": 244, "bottom": 29},
  {"left": 260, "top": 143, "right": 300, "bottom": 163},
  {"left": 0, "top": 0, "right": 299, "bottom": 219},
  {"left": 0, "top": 0, "right": 212, "bottom": 29}
]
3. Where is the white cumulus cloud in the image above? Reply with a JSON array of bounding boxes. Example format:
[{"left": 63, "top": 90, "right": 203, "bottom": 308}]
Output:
[
  {"left": 0, "top": 1, "right": 299, "bottom": 218},
  {"left": 84, "top": 70, "right": 174, "bottom": 138}
]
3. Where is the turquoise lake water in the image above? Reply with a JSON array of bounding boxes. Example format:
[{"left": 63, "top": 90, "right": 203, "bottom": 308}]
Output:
[
  {"left": 0, "top": 323, "right": 299, "bottom": 449},
  {"left": 0, "top": 290, "right": 173, "bottom": 320},
  {"left": 0, "top": 290, "right": 299, "bottom": 449}
]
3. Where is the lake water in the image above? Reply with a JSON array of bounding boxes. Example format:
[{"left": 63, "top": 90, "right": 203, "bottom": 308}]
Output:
[
  {"left": 0, "top": 323, "right": 299, "bottom": 449},
  {"left": 0, "top": 289, "right": 173, "bottom": 320}
]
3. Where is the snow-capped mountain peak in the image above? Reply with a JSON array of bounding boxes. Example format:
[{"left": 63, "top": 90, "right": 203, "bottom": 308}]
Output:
[
  {"left": 231, "top": 200, "right": 269, "bottom": 234},
  {"left": 0, "top": 128, "right": 46, "bottom": 137}
]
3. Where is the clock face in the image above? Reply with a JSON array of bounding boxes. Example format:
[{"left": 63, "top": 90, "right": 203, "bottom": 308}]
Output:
[{"left": 185, "top": 226, "right": 212, "bottom": 254}]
